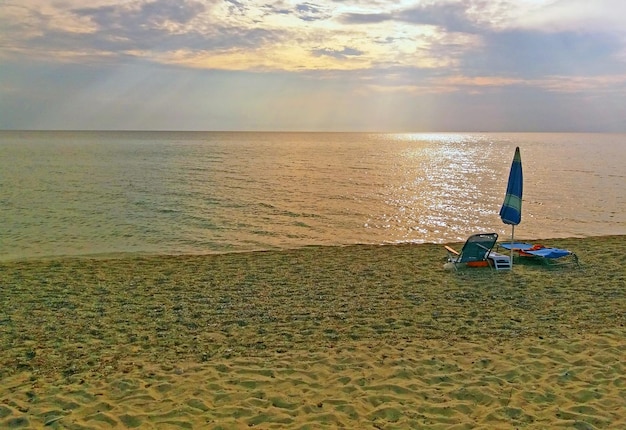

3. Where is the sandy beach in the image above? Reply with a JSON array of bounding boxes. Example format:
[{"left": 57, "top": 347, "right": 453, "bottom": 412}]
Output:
[{"left": 1, "top": 235, "right": 625, "bottom": 429}]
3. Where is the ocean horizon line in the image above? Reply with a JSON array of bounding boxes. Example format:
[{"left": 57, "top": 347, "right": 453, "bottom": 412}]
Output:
[{"left": 2, "top": 129, "right": 625, "bottom": 135}]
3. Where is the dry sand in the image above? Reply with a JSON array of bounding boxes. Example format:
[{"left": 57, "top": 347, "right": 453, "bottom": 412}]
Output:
[{"left": 1, "top": 236, "right": 625, "bottom": 429}]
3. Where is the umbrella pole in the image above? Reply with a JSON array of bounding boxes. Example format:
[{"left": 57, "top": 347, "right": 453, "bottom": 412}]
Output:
[{"left": 510, "top": 225, "right": 515, "bottom": 269}]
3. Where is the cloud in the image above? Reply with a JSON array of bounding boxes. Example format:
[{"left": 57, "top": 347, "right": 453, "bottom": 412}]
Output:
[
  {"left": 4, "top": 0, "right": 624, "bottom": 77},
  {"left": 340, "top": 1, "right": 478, "bottom": 33},
  {"left": 225, "top": 0, "right": 248, "bottom": 16},
  {"left": 513, "top": 0, "right": 626, "bottom": 34},
  {"left": 340, "top": 12, "right": 393, "bottom": 25},
  {"left": 73, "top": 0, "right": 206, "bottom": 30},
  {"left": 311, "top": 46, "right": 364, "bottom": 59},
  {"left": 295, "top": 2, "right": 331, "bottom": 22},
  {"left": 462, "top": 29, "right": 626, "bottom": 78},
  {"left": 55, "top": 0, "right": 285, "bottom": 56},
  {"left": 0, "top": 1, "right": 214, "bottom": 59},
  {"left": 397, "top": 2, "right": 478, "bottom": 33}
]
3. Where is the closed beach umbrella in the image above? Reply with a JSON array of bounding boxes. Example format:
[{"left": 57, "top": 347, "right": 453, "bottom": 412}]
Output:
[{"left": 500, "top": 147, "right": 523, "bottom": 266}]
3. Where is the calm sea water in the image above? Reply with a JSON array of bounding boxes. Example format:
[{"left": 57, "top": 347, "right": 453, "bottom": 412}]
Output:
[{"left": 1, "top": 131, "right": 625, "bottom": 260}]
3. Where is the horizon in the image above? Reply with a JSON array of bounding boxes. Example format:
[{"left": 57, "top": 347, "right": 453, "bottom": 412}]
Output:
[
  {"left": 3, "top": 129, "right": 624, "bottom": 135},
  {"left": 2, "top": 0, "right": 626, "bottom": 133}
]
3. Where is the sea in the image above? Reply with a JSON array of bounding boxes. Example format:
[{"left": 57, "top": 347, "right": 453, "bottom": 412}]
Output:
[{"left": 1, "top": 131, "right": 625, "bottom": 261}]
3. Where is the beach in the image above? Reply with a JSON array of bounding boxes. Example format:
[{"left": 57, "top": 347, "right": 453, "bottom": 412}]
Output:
[{"left": 1, "top": 236, "right": 625, "bottom": 429}]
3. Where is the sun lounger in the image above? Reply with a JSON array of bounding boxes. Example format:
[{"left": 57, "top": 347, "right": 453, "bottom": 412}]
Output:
[
  {"left": 499, "top": 242, "right": 579, "bottom": 266},
  {"left": 444, "top": 233, "right": 511, "bottom": 270}
]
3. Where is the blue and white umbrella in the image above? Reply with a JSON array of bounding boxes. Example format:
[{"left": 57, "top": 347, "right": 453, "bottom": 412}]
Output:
[{"left": 500, "top": 147, "right": 523, "bottom": 266}]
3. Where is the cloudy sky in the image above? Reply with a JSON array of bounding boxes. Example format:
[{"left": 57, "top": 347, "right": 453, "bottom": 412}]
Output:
[{"left": 1, "top": 0, "right": 625, "bottom": 131}]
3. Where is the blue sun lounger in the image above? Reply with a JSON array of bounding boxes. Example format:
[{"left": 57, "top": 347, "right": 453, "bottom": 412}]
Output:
[{"left": 499, "top": 242, "right": 579, "bottom": 266}]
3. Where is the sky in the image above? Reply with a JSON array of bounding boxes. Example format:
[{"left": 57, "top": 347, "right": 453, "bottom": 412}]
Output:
[{"left": 1, "top": 0, "right": 626, "bottom": 132}]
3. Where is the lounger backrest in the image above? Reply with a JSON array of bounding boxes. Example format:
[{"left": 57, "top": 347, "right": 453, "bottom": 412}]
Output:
[{"left": 459, "top": 233, "right": 498, "bottom": 263}]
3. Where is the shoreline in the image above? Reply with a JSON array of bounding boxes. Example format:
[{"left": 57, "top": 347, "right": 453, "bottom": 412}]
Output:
[
  {"left": 1, "top": 235, "right": 625, "bottom": 428},
  {"left": 2, "top": 233, "right": 624, "bottom": 263}
]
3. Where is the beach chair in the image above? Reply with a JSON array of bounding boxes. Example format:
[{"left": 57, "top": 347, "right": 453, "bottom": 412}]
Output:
[
  {"left": 499, "top": 242, "right": 579, "bottom": 266},
  {"left": 444, "top": 233, "right": 510, "bottom": 270}
]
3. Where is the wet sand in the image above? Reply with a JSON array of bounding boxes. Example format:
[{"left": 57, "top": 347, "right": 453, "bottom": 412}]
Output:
[{"left": 1, "top": 236, "right": 625, "bottom": 428}]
